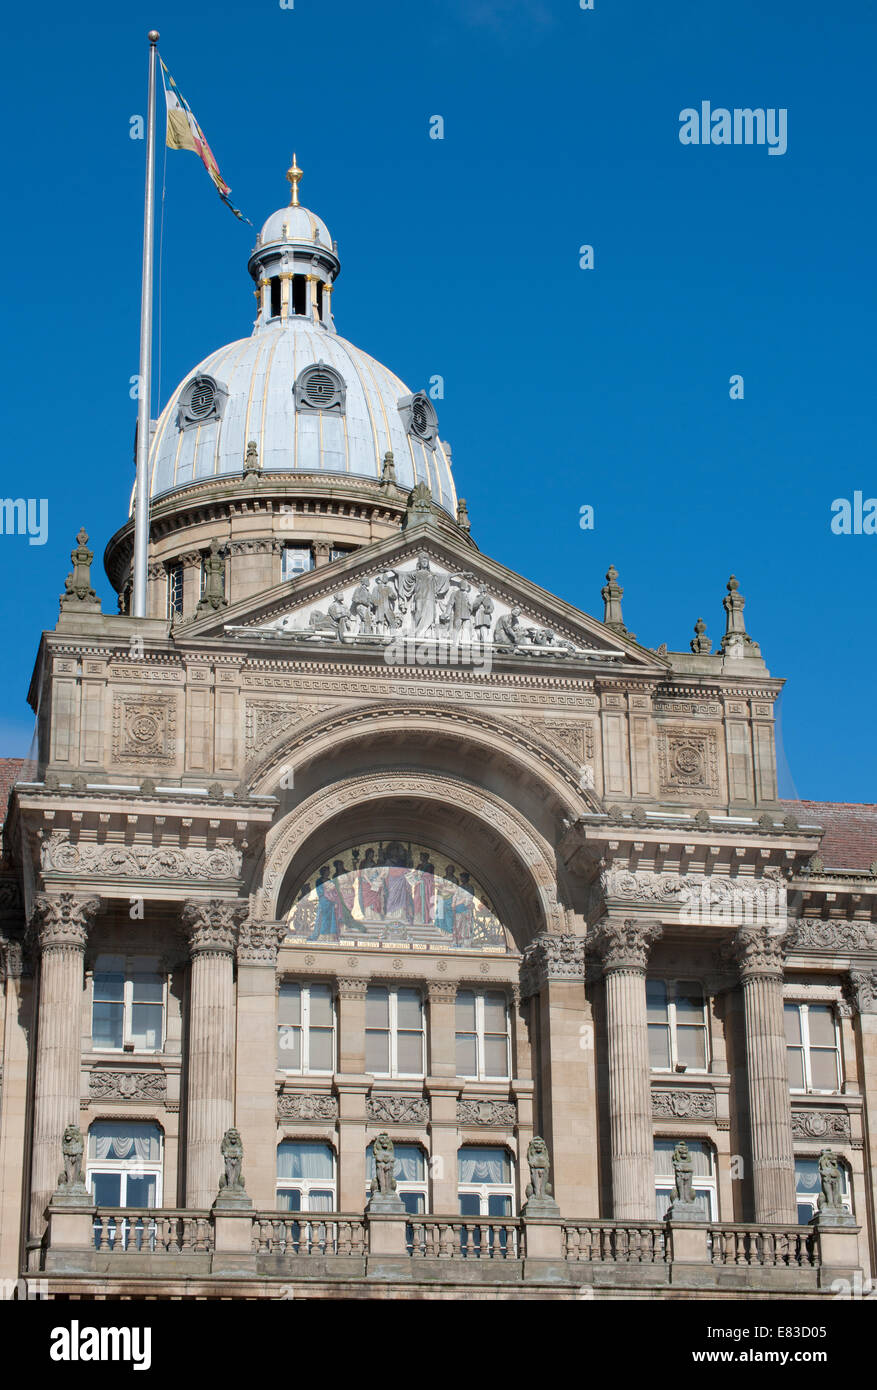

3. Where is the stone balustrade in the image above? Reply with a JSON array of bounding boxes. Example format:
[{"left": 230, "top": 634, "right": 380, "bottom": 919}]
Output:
[
  {"left": 409, "top": 1217, "right": 520, "bottom": 1260},
  {"left": 708, "top": 1223, "right": 818, "bottom": 1268}
]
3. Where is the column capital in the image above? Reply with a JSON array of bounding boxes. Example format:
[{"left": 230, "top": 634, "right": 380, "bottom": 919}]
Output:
[
  {"left": 520, "top": 932, "right": 586, "bottom": 996},
  {"left": 726, "top": 922, "right": 788, "bottom": 980},
  {"left": 845, "top": 968, "right": 877, "bottom": 1016},
  {"left": 587, "top": 917, "right": 661, "bottom": 973},
  {"left": 31, "top": 892, "right": 100, "bottom": 953},
  {"left": 336, "top": 976, "right": 370, "bottom": 1000},
  {"left": 181, "top": 898, "right": 248, "bottom": 956},
  {"left": 426, "top": 980, "right": 458, "bottom": 1003},
  {"left": 236, "top": 917, "right": 287, "bottom": 966}
]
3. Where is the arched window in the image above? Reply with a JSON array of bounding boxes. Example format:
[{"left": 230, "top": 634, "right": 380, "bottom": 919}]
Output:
[
  {"left": 653, "top": 1139, "right": 717, "bottom": 1220},
  {"left": 795, "top": 1157, "right": 852, "bottom": 1224},
  {"left": 87, "top": 1121, "right": 163, "bottom": 1208},
  {"left": 276, "top": 1141, "right": 336, "bottom": 1212},
  {"left": 366, "top": 1142, "right": 427, "bottom": 1216}
]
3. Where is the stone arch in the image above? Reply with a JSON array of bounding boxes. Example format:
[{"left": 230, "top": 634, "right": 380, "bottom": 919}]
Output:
[{"left": 254, "top": 770, "right": 563, "bottom": 949}]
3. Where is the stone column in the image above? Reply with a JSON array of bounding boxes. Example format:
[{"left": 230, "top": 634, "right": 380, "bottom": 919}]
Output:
[
  {"left": 521, "top": 934, "right": 591, "bottom": 1215},
  {"left": 234, "top": 919, "right": 286, "bottom": 1209},
  {"left": 846, "top": 968, "right": 877, "bottom": 1269},
  {"left": 182, "top": 899, "right": 245, "bottom": 1209},
  {"left": 730, "top": 923, "right": 797, "bottom": 1225},
  {"left": 426, "top": 982, "right": 461, "bottom": 1213},
  {"left": 588, "top": 918, "right": 662, "bottom": 1222},
  {"left": 29, "top": 893, "right": 100, "bottom": 1237},
  {"left": 336, "top": 977, "right": 369, "bottom": 1211}
]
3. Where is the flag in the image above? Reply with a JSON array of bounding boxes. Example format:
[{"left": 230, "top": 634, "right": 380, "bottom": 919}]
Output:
[{"left": 160, "top": 59, "right": 251, "bottom": 224}]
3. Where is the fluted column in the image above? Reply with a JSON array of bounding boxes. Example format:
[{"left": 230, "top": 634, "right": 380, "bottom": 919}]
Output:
[
  {"left": 731, "top": 924, "right": 797, "bottom": 1224},
  {"left": 589, "top": 918, "right": 662, "bottom": 1221},
  {"left": 234, "top": 918, "right": 287, "bottom": 1209},
  {"left": 30, "top": 893, "right": 100, "bottom": 1235},
  {"left": 182, "top": 899, "right": 246, "bottom": 1209}
]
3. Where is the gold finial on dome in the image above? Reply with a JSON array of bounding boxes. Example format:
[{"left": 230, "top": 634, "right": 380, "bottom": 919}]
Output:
[{"left": 286, "top": 153, "right": 303, "bottom": 207}]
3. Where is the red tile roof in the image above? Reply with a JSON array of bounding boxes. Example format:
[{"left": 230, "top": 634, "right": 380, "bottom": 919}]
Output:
[
  {"left": 782, "top": 799, "right": 877, "bottom": 873},
  {"left": 0, "top": 758, "right": 24, "bottom": 825}
]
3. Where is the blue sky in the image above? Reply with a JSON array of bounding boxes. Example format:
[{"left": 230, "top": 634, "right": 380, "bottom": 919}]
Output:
[{"left": 2, "top": 0, "right": 875, "bottom": 801}]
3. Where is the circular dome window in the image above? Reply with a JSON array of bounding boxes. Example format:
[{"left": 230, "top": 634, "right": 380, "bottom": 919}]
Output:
[
  {"left": 189, "top": 379, "right": 216, "bottom": 418},
  {"left": 399, "top": 391, "right": 438, "bottom": 449},
  {"left": 294, "top": 362, "right": 346, "bottom": 414},
  {"left": 177, "top": 374, "right": 226, "bottom": 430}
]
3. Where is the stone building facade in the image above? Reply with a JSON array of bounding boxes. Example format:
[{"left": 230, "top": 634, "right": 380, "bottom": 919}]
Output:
[{"left": 0, "top": 166, "right": 874, "bottom": 1299}]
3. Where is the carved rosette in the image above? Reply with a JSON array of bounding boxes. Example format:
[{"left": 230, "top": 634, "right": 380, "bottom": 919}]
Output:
[
  {"left": 181, "top": 899, "right": 248, "bottom": 956},
  {"left": 520, "top": 933, "right": 586, "bottom": 996},
  {"left": 237, "top": 918, "right": 287, "bottom": 966},
  {"left": 31, "top": 892, "right": 100, "bottom": 953},
  {"left": 845, "top": 969, "right": 877, "bottom": 1016},
  {"left": 587, "top": 918, "right": 662, "bottom": 974},
  {"left": 366, "top": 1094, "right": 429, "bottom": 1125},
  {"left": 277, "top": 1092, "right": 339, "bottom": 1121},
  {"left": 728, "top": 923, "right": 788, "bottom": 980}
]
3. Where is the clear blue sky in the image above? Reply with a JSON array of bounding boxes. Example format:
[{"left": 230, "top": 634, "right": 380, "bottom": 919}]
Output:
[{"left": 2, "top": 0, "right": 875, "bottom": 802}]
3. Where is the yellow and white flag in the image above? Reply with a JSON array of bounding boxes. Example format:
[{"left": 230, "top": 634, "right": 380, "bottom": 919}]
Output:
[{"left": 160, "top": 60, "right": 250, "bottom": 223}]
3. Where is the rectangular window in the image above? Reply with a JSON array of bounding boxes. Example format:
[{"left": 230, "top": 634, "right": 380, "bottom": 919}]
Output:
[
  {"left": 653, "top": 1139, "right": 717, "bottom": 1220},
  {"left": 795, "top": 1157, "right": 851, "bottom": 1224},
  {"left": 91, "top": 956, "right": 165, "bottom": 1053},
  {"left": 277, "top": 982, "right": 335, "bottom": 1074},
  {"left": 281, "top": 545, "right": 314, "bottom": 582},
  {"left": 647, "top": 979, "right": 708, "bottom": 1073},
  {"left": 365, "top": 985, "right": 424, "bottom": 1078},
  {"left": 87, "top": 1121, "right": 163, "bottom": 1208},
  {"left": 457, "top": 1146, "right": 516, "bottom": 1253},
  {"left": 270, "top": 277, "right": 281, "bottom": 318},
  {"left": 366, "top": 1144, "right": 428, "bottom": 1216},
  {"left": 785, "top": 1002, "right": 841, "bottom": 1093},
  {"left": 277, "top": 1141, "right": 336, "bottom": 1212},
  {"left": 292, "top": 274, "right": 307, "bottom": 316},
  {"left": 455, "top": 990, "right": 510, "bottom": 1080},
  {"left": 167, "top": 564, "right": 184, "bottom": 620}
]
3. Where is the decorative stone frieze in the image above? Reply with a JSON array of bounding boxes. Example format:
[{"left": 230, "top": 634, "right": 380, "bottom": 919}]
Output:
[
  {"left": 277, "top": 1092, "right": 339, "bottom": 1121},
  {"left": 789, "top": 919, "right": 877, "bottom": 953},
  {"left": 31, "top": 892, "right": 100, "bottom": 952},
  {"left": 587, "top": 919, "right": 662, "bottom": 973},
  {"left": 40, "top": 834, "right": 242, "bottom": 882},
  {"left": 846, "top": 969, "right": 877, "bottom": 1015},
  {"left": 457, "top": 1099, "right": 516, "bottom": 1127},
  {"left": 181, "top": 899, "right": 248, "bottom": 956},
  {"left": 657, "top": 725, "right": 720, "bottom": 797},
  {"left": 366, "top": 1094, "right": 429, "bottom": 1125},
  {"left": 791, "top": 1109, "right": 851, "bottom": 1140},
  {"left": 244, "top": 700, "right": 334, "bottom": 756},
  {"left": 112, "top": 693, "right": 178, "bottom": 765},
  {"left": 89, "top": 1070, "right": 167, "bottom": 1103},
  {"left": 652, "top": 1089, "right": 716, "bottom": 1120},
  {"left": 520, "top": 933, "right": 586, "bottom": 996}
]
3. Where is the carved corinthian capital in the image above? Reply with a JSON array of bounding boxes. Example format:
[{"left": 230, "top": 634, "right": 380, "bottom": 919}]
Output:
[
  {"left": 845, "top": 969, "right": 877, "bottom": 1016},
  {"left": 520, "top": 932, "right": 586, "bottom": 996},
  {"left": 236, "top": 918, "right": 287, "bottom": 966},
  {"left": 587, "top": 918, "right": 662, "bottom": 973},
  {"left": 181, "top": 898, "right": 248, "bottom": 956},
  {"left": 727, "top": 922, "right": 788, "bottom": 980},
  {"left": 31, "top": 892, "right": 100, "bottom": 952}
]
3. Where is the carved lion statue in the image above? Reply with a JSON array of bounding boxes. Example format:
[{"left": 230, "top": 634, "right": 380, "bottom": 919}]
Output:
[
  {"left": 525, "top": 1136, "right": 553, "bottom": 1199},
  {"left": 219, "top": 1127, "right": 245, "bottom": 1191},
  {"left": 58, "top": 1124, "right": 85, "bottom": 1189}
]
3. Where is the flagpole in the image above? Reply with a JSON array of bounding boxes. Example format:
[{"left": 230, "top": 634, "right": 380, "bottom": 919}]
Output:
[{"left": 132, "top": 30, "right": 160, "bottom": 619}]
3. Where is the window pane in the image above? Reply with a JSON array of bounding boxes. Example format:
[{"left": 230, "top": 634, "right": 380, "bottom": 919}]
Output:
[
  {"left": 648, "top": 1024, "right": 670, "bottom": 1069},
  {"left": 277, "top": 1142, "right": 333, "bottom": 1181},
  {"left": 131, "top": 973, "right": 163, "bottom": 1004},
  {"left": 308, "top": 1028, "right": 334, "bottom": 1072},
  {"left": 797, "top": 1201, "right": 815, "bottom": 1225},
  {"left": 278, "top": 1026, "right": 301, "bottom": 1069},
  {"left": 396, "top": 989, "right": 423, "bottom": 1030},
  {"left": 459, "top": 1193, "right": 480, "bottom": 1217},
  {"left": 686, "top": 1142, "right": 713, "bottom": 1178},
  {"left": 306, "top": 1191, "right": 334, "bottom": 1213},
  {"left": 366, "top": 1030, "right": 389, "bottom": 1074},
  {"left": 655, "top": 1187, "right": 673, "bottom": 1220},
  {"left": 93, "top": 1002, "right": 124, "bottom": 1048},
  {"left": 676, "top": 1025, "right": 706, "bottom": 1069},
  {"left": 487, "top": 1194, "right": 512, "bottom": 1218},
  {"left": 807, "top": 1006, "right": 836, "bottom": 1048},
  {"left": 484, "top": 1035, "right": 509, "bottom": 1078},
  {"left": 91, "top": 1172, "right": 122, "bottom": 1206},
  {"left": 397, "top": 1031, "right": 423, "bottom": 1074},
  {"left": 401, "top": 1192, "right": 425, "bottom": 1216},
  {"left": 278, "top": 1188, "right": 302, "bottom": 1212},
  {"left": 455, "top": 1033, "right": 477, "bottom": 1076},
  {"left": 94, "top": 969, "right": 124, "bottom": 1003},
  {"left": 482, "top": 993, "right": 507, "bottom": 1033},
  {"left": 394, "top": 1146, "right": 426, "bottom": 1181},
  {"left": 89, "top": 1122, "right": 161, "bottom": 1162},
  {"left": 795, "top": 1159, "right": 820, "bottom": 1195},
  {"left": 810, "top": 1049, "right": 839, "bottom": 1090},
  {"left": 308, "top": 984, "right": 334, "bottom": 1027},
  {"left": 786, "top": 1047, "right": 805, "bottom": 1088},
  {"left": 455, "top": 991, "right": 476, "bottom": 1031},
  {"left": 278, "top": 985, "right": 301, "bottom": 1027},
  {"left": 646, "top": 979, "right": 668, "bottom": 1022},
  {"left": 674, "top": 982, "right": 704, "bottom": 1019},
  {"left": 653, "top": 1140, "right": 676, "bottom": 1178},
  {"left": 130, "top": 1003, "right": 162, "bottom": 1050},
  {"left": 458, "top": 1147, "right": 510, "bottom": 1184},
  {"left": 784, "top": 1004, "right": 803, "bottom": 1045},
  {"left": 366, "top": 987, "right": 389, "bottom": 1028},
  {"left": 126, "top": 1175, "right": 157, "bottom": 1208}
]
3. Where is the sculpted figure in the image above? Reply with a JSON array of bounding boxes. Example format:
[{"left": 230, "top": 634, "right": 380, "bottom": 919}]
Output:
[
  {"left": 350, "top": 579, "right": 375, "bottom": 634},
  {"left": 326, "top": 593, "right": 349, "bottom": 639},
  {"left": 817, "top": 1149, "right": 843, "bottom": 1210},
  {"left": 372, "top": 571, "right": 401, "bottom": 634},
  {"left": 399, "top": 553, "right": 449, "bottom": 637},
  {"left": 219, "top": 1127, "right": 245, "bottom": 1191},
  {"left": 525, "top": 1136, "right": 553, "bottom": 1200},
  {"left": 57, "top": 1124, "right": 85, "bottom": 1189},
  {"left": 672, "top": 1141, "right": 694, "bottom": 1204},
  {"left": 371, "top": 1132, "right": 396, "bottom": 1196},
  {"left": 472, "top": 589, "right": 494, "bottom": 643},
  {"left": 492, "top": 607, "right": 522, "bottom": 652}
]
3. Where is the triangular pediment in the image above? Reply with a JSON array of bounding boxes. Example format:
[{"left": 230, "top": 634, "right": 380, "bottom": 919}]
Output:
[{"left": 182, "top": 522, "right": 664, "bottom": 671}]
